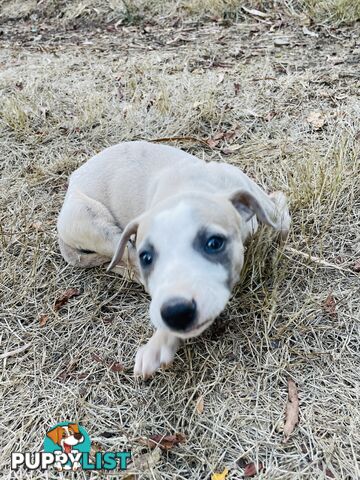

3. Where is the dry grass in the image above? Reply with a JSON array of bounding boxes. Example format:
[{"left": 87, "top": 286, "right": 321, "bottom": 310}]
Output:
[
  {"left": 1, "top": 0, "right": 360, "bottom": 26},
  {"left": 1, "top": 2, "right": 360, "bottom": 479}
]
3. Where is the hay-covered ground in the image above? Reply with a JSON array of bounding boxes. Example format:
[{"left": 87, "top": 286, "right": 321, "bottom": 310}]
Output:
[{"left": 1, "top": 1, "right": 359, "bottom": 479}]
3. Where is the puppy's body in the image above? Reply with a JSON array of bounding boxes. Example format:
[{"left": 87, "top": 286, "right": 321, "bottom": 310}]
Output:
[{"left": 58, "top": 141, "right": 290, "bottom": 377}]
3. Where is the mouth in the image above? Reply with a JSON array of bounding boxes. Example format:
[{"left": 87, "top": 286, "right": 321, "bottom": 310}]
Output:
[
  {"left": 174, "top": 318, "right": 213, "bottom": 337},
  {"left": 63, "top": 442, "right": 72, "bottom": 454}
]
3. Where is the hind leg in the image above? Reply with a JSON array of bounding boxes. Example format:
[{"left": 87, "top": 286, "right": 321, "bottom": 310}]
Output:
[
  {"left": 57, "top": 191, "right": 122, "bottom": 258},
  {"left": 58, "top": 237, "right": 110, "bottom": 267},
  {"left": 57, "top": 191, "right": 141, "bottom": 282}
]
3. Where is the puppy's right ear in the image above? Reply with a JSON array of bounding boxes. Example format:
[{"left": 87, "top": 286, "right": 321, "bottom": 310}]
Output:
[
  {"left": 107, "top": 220, "right": 139, "bottom": 272},
  {"left": 46, "top": 427, "right": 62, "bottom": 446}
]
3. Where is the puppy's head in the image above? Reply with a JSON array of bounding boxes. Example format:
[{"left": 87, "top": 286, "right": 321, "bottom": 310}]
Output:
[
  {"left": 109, "top": 190, "right": 275, "bottom": 338},
  {"left": 46, "top": 424, "right": 84, "bottom": 451}
]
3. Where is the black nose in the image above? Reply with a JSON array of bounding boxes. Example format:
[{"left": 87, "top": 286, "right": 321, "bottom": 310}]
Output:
[
  {"left": 74, "top": 433, "right": 83, "bottom": 441},
  {"left": 160, "top": 298, "right": 197, "bottom": 331}
]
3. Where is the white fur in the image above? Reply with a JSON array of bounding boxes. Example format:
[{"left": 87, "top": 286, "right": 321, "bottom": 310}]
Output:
[
  {"left": 57, "top": 141, "right": 291, "bottom": 378},
  {"left": 143, "top": 202, "right": 230, "bottom": 335}
]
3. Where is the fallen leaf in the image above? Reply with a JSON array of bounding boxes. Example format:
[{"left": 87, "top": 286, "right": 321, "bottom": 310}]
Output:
[
  {"left": 91, "top": 353, "right": 123, "bottom": 372},
  {"left": 323, "top": 293, "right": 337, "bottom": 318},
  {"left": 244, "top": 462, "right": 264, "bottom": 477},
  {"left": 54, "top": 288, "right": 80, "bottom": 311},
  {"left": 307, "top": 111, "right": 325, "bottom": 130},
  {"left": 325, "top": 468, "right": 335, "bottom": 478},
  {"left": 351, "top": 260, "right": 360, "bottom": 272},
  {"left": 121, "top": 474, "right": 137, "bottom": 480},
  {"left": 211, "top": 467, "right": 229, "bottom": 480},
  {"left": 283, "top": 379, "right": 299, "bottom": 442},
  {"left": 195, "top": 395, "right": 204, "bottom": 414},
  {"left": 242, "top": 6, "right": 269, "bottom": 18},
  {"left": 206, "top": 131, "right": 225, "bottom": 148},
  {"left": 39, "top": 314, "right": 49, "bottom": 327},
  {"left": 138, "top": 433, "right": 186, "bottom": 451},
  {"left": 109, "top": 361, "right": 124, "bottom": 372}
]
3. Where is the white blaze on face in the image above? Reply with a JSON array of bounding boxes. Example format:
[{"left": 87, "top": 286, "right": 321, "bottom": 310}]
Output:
[
  {"left": 144, "top": 202, "right": 231, "bottom": 337},
  {"left": 61, "top": 427, "right": 82, "bottom": 447}
]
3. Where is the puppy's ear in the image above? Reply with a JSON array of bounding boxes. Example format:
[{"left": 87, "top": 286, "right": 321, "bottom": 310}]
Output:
[
  {"left": 107, "top": 220, "right": 139, "bottom": 271},
  {"left": 229, "top": 189, "right": 276, "bottom": 228},
  {"left": 46, "top": 427, "right": 62, "bottom": 446},
  {"left": 68, "top": 423, "right": 79, "bottom": 434}
]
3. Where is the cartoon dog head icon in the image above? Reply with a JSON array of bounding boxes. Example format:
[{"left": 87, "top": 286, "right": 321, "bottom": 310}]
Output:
[{"left": 46, "top": 423, "right": 84, "bottom": 454}]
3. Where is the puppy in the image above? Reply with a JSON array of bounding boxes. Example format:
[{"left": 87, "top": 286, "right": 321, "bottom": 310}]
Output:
[
  {"left": 46, "top": 423, "right": 83, "bottom": 470},
  {"left": 57, "top": 141, "right": 290, "bottom": 378}
]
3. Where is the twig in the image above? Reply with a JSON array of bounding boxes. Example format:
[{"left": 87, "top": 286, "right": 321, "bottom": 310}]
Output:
[
  {"left": 0, "top": 343, "right": 32, "bottom": 359},
  {"left": 148, "top": 136, "right": 209, "bottom": 146},
  {"left": 284, "top": 246, "right": 357, "bottom": 274},
  {"left": 252, "top": 76, "right": 276, "bottom": 81}
]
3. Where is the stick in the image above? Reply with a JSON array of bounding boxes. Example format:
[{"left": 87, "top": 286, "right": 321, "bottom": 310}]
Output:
[
  {"left": 0, "top": 342, "right": 32, "bottom": 359},
  {"left": 148, "top": 136, "right": 209, "bottom": 146},
  {"left": 284, "top": 246, "right": 356, "bottom": 274}
]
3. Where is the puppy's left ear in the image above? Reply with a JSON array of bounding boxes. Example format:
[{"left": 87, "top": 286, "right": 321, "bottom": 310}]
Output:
[
  {"left": 69, "top": 423, "right": 79, "bottom": 433},
  {"left": 229, "top": 189, "right": 276, "bottom": 228},
  {"left": 107, "top": 220, "right": 139, "bottom": 272}
]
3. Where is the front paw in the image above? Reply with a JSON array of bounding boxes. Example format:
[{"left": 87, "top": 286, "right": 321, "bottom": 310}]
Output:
[{"left": 134, "top": 331, "right": 179, "bottom": 379}]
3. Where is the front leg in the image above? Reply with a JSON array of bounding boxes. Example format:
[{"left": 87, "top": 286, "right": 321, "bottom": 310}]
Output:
[
  {"left": 134, "top": 330, "right": 180, "bottom": 379},
  {"left": 269, "top": 191, "right": 291, "bottom": 241}
]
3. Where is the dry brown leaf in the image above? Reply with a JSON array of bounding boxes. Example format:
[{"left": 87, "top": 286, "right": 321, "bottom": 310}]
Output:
[
  {"left": 325, "top": 468, "right": 335, "bottom": 478},
  {"left": 244, "top": 462, "right": 264, "bottom": 477},
  {"left": 283, "top": 379, "right": 299, "bottom": 442},
  {"left": 351, "top": 260, "right": 360, "bottom": 272},
  {"left": 324, "top": 293, "right": 337, "bottom": 318},
  {"left": 109, "top": 361, "right": 124, "bottom": 372},
  {"left": 195, "top": 395, "right": 204, "bottom": 414},
  {"left": 54, "top": 288, "right": 80, "bottom": 311},
  {"left": 138, "top": 433, "right": 186, "bottom": 451},
  {"left": 307, "top": 111, "right": 325, "bottom": 130},
  {"left": 206, "top": 131, "right": 225, "bottom": 148},
  {"left": 211, "top": 467, "right": 229, "bottom": 480},
  {"left": 121, "top": 474, "right": 137, "bottom": 480},
  {"left": 39, "top": 314, "right": 49, "bottom": 327},
  {"left": 91, "top": 353, "right": 123, "bottom": 372}
]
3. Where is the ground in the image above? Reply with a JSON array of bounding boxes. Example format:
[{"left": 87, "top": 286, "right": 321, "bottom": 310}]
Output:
[{"left": 1, "top": 1, "right": 359, "bottom": 479}]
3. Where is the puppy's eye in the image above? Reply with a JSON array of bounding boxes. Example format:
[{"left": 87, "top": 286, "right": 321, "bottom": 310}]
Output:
[
  {"left": 139, "top": 251, "right": 153, "bottom": 267},
  {"left": 205, "top": 235, "right": 226, "bottom": 253}
]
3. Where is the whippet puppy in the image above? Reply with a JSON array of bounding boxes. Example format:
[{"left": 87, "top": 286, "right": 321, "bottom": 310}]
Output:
[{"left": 57, "top": 141, "right": 290, "bottom": 378}]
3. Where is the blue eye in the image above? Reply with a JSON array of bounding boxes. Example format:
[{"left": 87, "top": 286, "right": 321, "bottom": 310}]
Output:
[
  {"left": 205, "top": 235, "right": 226, "bottom": 253},
  {"left": 139, "top": 251, "right": 153, "bottom": 267}
]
